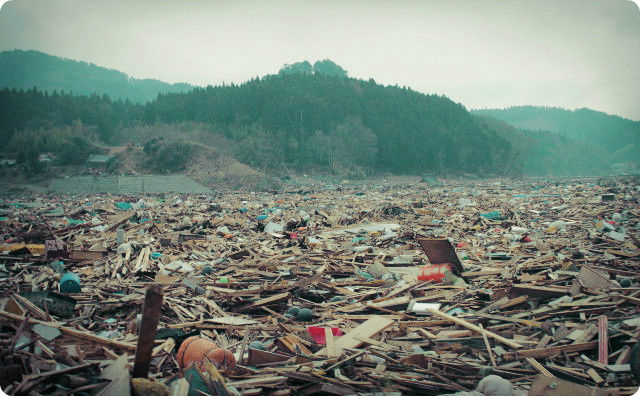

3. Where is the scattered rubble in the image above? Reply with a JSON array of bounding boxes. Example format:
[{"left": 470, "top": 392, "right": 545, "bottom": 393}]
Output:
[{"left": 0, "top": 177, "right": 639, "bottom": 395}]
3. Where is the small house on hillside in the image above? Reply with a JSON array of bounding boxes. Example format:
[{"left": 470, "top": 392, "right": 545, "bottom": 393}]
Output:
[
  {"left": 87, "top": 154, "right": 116, "bottom": 173},
  {"left": 87, "top": 154, "right": 114, "bottom": 166},
  {"left": 38, "top": 153, "right": 53, "bottom": 163}
]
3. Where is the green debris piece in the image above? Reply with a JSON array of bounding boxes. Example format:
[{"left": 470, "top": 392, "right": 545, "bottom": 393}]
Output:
[{"left": 297, "top": 308, "right": 313, "bottom": 322}]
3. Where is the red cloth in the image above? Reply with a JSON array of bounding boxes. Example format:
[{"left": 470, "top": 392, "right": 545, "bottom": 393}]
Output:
[{"left": 307, "top": 327, "right": 344, "bottom": 345}]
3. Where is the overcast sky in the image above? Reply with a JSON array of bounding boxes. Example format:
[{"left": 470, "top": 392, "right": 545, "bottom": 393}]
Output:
[{"left": 1, "top": 0, "right": 639, "bottom": 120}]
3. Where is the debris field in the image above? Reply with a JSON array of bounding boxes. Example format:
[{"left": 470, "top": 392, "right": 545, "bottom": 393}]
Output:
[{"left": 0, "top": 177, "right": 639, "bottom": 396}]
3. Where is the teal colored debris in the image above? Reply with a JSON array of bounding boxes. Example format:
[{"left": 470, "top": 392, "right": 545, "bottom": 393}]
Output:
[
  {"left": 182, "top": 367, "right": 209, "bottom": 396},
  {"left": 249, "top": 341, "right": 267, "bottom": 350},
  {"left": 446, "top": 307, "right": 465, "bottom": 315},
  {"left": 480, "top": 211, "right": 503, "bottom": 220},
  {"left": 357, "top": 270, "right": 374, "bottom": 280},
  {"left": 116, "top": 202, "right": 133, "bottom": 210},
  {"left": 297, "top": 308, "right": 313, "bottom": 322}
]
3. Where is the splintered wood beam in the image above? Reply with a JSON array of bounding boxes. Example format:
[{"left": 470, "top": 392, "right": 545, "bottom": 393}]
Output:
[
  {"left": 427, "top": 308, "right": 522, "bottom": 349},
  {"left": 503, "top": 341, "right": 599, "bottom": 360},
  {"left": 526, "top": 357, "right": 555, "bottom": 377},
  {"left": 132, "top": 285, "right": 164, "bottom": 378},
  {"left": 598, "top": 316, "right": 608, "bottom": 365},
  {"left": 234, "top": 292, "right": 290, "bottom": 312}
]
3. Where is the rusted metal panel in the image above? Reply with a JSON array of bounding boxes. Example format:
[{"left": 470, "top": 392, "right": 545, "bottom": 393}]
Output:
[{"left": 417, "top": 238, "right": 464, "bottom": 276}]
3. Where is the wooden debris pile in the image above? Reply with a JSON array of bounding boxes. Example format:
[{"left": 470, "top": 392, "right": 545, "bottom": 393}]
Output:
[{"left": 0, "top": 177, "right": 639, "bottom": 395}]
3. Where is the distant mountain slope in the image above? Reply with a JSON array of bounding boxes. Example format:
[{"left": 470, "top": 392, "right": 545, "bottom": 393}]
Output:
[
  {"left": 474, "top": 115, "right": 611, "bottom": 176},
  {"left": 472, "top": 106, "right": 640, "bottom": 162},
  {"left": 0, "top": 50, "right": 194, "bottom": 102},
  {"left": 0, "top": 57, "right": 621, "bottom": 177}
]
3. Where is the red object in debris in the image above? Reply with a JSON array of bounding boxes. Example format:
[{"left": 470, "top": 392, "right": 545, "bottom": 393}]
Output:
[
  {"left": 417, "top": 263, "right": 452, "bottom": 282},
  {"left": 289, "top": 232, "right": 298, "bottom": 239},
  {"left": 307, "top": 327, "right": 344, "bottom": 345},
  {"left": 177, "top": 336, "right": 236, "bottom": 371},
  {"left": 456, "top": 242, "right": 466, "bottom": 248}
]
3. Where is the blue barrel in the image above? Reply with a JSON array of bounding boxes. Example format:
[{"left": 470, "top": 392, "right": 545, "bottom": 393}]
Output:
[{"left": 60, "top": 272, "right": 81, "bottom": 293}]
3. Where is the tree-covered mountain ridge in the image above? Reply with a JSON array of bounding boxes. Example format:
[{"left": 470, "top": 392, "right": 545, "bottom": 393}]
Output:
[
  {"left": 0, "top": 54, "right": 616, "bottom": 177},
  {"left": 0, "top": 60, "right": 517, "bottom": 175},
  {"left": 472, "top": 106, "right": 640, "bottom": 163},
  {"left": 0, "top": 49, "right": 193, "bottom": 103}
]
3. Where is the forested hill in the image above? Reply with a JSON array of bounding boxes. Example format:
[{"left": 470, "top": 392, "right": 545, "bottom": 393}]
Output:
[
  {"left": 472, "top": 106, "right": 640, "bottom": 162},
  {"left": 0, "top": 50, "right": 193, "bottom": 103},
  {"left": 144, "top": 73, "right": 514, "bottom": 174},
  {"left": 0, "top": 72, "right": 516, "bottom": 175}
]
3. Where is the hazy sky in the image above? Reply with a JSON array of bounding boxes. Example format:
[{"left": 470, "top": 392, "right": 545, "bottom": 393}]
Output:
[{"left": 1, "top": 0, "right": 639, "bottom": 120}]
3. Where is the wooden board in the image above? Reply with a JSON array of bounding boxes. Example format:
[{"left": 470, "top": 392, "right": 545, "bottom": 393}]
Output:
[
  {"left": 427, "top": 308, "right": 522, "bottom": 349},
  {"left": 315, "top": 316, "right": 394, "bottom": 356},
  {"left": 503, "top": 341, "right": 598, "bottom": 360},
  {"left": 528, "top": 374, "right": 612, "bottom": 396},
  {"left": 235, "top": 292, "right": 290, "bottom": 312}
]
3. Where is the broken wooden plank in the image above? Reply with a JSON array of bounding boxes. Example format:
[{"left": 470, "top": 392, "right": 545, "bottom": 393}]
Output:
[
  {"left": 315, "top": 316, "right": 394, "bottom": 356},
  {"left": 426, "top": 308, "right": 522, "bottom": 349}
]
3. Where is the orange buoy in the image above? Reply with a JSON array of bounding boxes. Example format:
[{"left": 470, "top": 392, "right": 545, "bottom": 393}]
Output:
[{"left": 177, "top": 336, "right": 236, "bottom": 371}]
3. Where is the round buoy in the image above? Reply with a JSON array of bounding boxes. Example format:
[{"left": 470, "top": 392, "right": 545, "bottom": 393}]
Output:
[
  {"left": 297, "top": 308, "right": 313, "bottom": 322},
  {"left": 177, "top": 336, "right": 236, "bottom": 371},
  {"left": 286, "top": 306, "right": 300, "bottom": 316},
  {"left": 202, "top": 265, "right": 214, "bottom": 276}
]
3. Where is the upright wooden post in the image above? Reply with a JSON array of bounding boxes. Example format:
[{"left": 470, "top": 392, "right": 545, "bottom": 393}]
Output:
[{"left": 132, "top": 285, "right": 163, "bottom": 378}]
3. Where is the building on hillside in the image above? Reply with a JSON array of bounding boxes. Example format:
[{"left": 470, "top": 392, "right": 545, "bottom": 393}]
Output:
[
  {"left": 38, "top": 153, "right": 54, "bottom": 163},
  {"left": 87, "top": 154, "right": 114, "bottom": 168}
]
